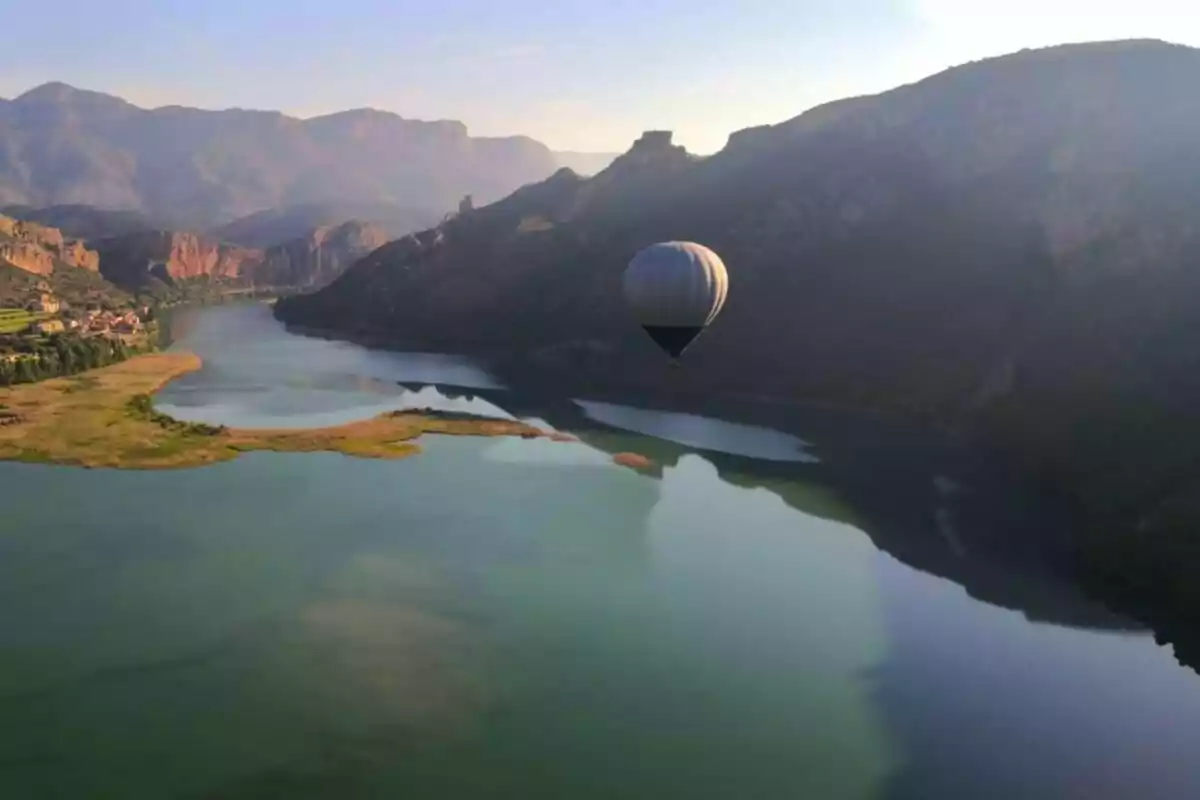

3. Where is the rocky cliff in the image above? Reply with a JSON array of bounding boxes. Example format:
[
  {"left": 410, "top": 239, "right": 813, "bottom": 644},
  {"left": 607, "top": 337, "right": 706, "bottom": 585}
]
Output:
[
  {"left": 0, "top": 214, "right": 100, "bottom": 274},
  {"left": 0, "top": 84, "right": 562, "bottom": 229},
  {"left": 275, "top": 40, "right": 1200, "bottom": 667},
  {"left": 92, "top": 231, "right": 258, "bottom": 288},
  {"left": 93, "top": 221, "right": 390, "bottom": 291},
  {"left": 252, "top": 221, "right": 390, "bottom": 290}
]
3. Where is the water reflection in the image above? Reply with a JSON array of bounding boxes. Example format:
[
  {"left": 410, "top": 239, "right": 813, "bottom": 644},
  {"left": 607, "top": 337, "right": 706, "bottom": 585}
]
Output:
[
  {"left": 156, "top": 304, "right": 1135, "bottom": 635},
  {"left": 573, "top": 400, "right": 819, "bottom": 463},
  {"left": 411, "top": 382, "right": 1134, "bottom": 634},
  {"left": 95, "top": 302, "right": 1200, "bottom": 799},
  {"left": 868, "top": 560, "right": 1200, "bottom": 799},
  {"left": 165, "top": 304, "right": 1136, "bottom": 638},
  {"left": 156, "top": 305, "right": 502, "bottom": 429}
]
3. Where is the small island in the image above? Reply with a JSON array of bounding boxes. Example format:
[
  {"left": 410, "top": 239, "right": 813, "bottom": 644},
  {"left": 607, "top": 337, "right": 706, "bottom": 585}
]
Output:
[
  {"left": 612, "top": 452, "right": 654, "bottom": 471},
  {"left": 0, "top": 351, "right": 559, "bottom": 469}
]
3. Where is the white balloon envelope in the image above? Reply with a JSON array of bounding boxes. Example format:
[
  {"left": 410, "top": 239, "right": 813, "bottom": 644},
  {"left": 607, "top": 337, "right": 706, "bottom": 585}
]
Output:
[{"left": 623, "top": 241, "right": 729, "bottom": 359}]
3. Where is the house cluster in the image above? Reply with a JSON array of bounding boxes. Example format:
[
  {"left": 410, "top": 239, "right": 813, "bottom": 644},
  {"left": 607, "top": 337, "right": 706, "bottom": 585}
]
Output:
[
  {"left": 14, "top": 281, "right": 148, "bottom": 339},
  {"left": 78, "top": 309, "right": 144, "bottom": 336}
]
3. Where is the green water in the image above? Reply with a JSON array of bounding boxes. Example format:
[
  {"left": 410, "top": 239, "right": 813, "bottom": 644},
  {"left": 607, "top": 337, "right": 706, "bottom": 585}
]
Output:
[{"left": 2, "top": 304, "right": 1199, "bottom": 799}]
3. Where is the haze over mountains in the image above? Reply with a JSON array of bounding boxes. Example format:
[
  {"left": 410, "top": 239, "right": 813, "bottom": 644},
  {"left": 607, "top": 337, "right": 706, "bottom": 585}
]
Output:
[
  {"left": 0, "top": 84, "right": 614, "bottom": 295},
  {"left": 276, "top": 39, "right": 1200, "bottom": 663},
  {"left": 0, "top": 82, "right": 611, "bottom": 231}
]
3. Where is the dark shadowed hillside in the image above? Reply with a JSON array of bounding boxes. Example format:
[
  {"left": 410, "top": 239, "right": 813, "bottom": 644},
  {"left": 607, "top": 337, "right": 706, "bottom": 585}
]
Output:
[
  {"left": 277, "top": 40, "right": 1200, "bottom": 665},
  {"left": 0, "top": 83, "right": 562, "bottom": 229}
]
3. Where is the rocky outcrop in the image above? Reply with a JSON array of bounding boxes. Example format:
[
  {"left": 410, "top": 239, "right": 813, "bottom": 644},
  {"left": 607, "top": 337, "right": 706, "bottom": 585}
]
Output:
[
  {"left": 60, "top": 240, "right": 101, "bottom": 271},
  {"left": 0, "top": 214, "right": 99, "bottom": 274},
  {"left": 602, "top": 131, "right": 695, "bottom": 176},
  {"left": 251, "top": 221, "right": 391, "bottom": 290},
  {"left": 92, "top": 231, "right": 260, "bottom": 288},
  {"left": 0, "top": 240, "right": 54, "bottom": 275},
  {"left": 93, "top": 221, "right": 390, "bottom": 291}
]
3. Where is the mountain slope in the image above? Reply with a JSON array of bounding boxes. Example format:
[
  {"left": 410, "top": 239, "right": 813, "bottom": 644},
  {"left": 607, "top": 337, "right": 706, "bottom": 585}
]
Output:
[
  {"left": 276, "top": 39, "right": 1200, "bottom": 665},
  {"left": 209, "top": 202, "right": 441, "bottom": 249},
  {"left": 0, "top": 84, "right": 560, "bottom": 229},
  {"left": 0, "top": 204, "right": 161, "bottom": 241}
]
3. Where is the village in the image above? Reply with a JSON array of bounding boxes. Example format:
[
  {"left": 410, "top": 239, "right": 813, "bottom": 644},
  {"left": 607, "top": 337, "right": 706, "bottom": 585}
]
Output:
[
  {"left": 19, "top": 283, "right": 147, "bottom": 340},
  {"left": 0, "top": 277, "right": 155, "bottom": 383}
]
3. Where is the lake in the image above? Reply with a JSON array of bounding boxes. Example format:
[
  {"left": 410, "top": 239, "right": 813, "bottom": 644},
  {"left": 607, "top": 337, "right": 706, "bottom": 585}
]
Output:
[{"left": 1, "top": 302, "right": 1199, "bottom": 799}]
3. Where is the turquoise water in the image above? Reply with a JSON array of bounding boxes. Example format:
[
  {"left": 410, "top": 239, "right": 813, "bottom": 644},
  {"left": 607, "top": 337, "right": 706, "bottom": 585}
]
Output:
[{"left": 1, "top": 303, "right": 1199, "bottom": 799}]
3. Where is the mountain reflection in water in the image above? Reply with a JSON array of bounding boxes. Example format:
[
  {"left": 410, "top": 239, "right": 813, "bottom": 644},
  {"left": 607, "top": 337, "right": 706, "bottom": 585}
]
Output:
[
  {"left": 394, "top": 381, "right": 1134, "bottom": 634},
  {"left": 8, "top": 303, "right": 1200, "bottom": 799}
]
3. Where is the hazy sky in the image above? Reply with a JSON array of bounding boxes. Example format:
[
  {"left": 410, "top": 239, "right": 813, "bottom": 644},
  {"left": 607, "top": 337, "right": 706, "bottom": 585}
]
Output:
[{"left": 0, "top": 0, "right": 1195, "bottom": 152}]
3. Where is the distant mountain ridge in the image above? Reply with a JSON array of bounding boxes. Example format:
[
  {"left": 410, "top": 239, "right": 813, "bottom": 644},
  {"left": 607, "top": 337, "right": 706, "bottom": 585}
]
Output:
[
  {"left": 0, "top": 83, "right": 605, "bottom": 230},
  {"left": 208, "top": 202, "right": 443, "bottom": 249},
  {"left": 276, "top": 39, "right": 1200, "bottom": 668},
  {"left": 0, "top": 205, "right": 163, "bottom": 241}
]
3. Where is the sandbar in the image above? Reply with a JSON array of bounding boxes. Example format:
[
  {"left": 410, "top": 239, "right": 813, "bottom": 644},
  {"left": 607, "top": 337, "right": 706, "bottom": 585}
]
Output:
[{"left": 0, "top": 351, "right": 557, "bottom": 469}]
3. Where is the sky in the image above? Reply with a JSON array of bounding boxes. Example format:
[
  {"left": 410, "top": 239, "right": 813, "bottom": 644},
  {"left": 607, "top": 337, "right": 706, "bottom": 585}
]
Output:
[{"left": 0, "top": 0, "right": 1197, "bottom": 153}]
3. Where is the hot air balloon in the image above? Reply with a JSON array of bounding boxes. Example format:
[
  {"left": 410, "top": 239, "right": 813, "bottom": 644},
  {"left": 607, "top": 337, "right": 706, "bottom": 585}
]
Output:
[{"left": 623, "top": 241, "right": 728, "bottom": 361}]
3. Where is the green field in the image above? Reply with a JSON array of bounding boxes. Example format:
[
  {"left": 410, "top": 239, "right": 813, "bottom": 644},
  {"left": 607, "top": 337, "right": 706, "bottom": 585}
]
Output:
[{"left": 0, "top": 309, "right": 45, "bottom": 334}]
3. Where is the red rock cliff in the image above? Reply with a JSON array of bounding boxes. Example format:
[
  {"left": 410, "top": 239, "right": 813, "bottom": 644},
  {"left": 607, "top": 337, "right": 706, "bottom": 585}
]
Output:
[
  {"left": 93, "top": 222, "right": 390, "bottom": 290},
  {"left": 0, "top": 214, "right": 101, "bottom": 274},
  {"left": 93, "top": 231, "right": 265, "bottom": 287}
]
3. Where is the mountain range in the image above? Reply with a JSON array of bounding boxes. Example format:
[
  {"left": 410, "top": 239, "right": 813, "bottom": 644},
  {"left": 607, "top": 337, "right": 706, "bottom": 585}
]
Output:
[
  {"left": 275, "top": 39, "right": 1200, "bottom": 666},
  {"left": 0, "top": 83, "right": 610, "bottom": 231}
]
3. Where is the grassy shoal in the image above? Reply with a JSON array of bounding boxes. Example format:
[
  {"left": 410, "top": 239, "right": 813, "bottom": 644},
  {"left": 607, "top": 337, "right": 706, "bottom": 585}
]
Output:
[{"left": 0, "top": 351, "right": 556, "bottom": 469}]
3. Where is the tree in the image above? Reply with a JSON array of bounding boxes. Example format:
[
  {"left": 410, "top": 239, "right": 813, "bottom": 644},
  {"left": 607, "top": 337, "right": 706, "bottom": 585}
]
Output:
[{"left": 14, "top": 359, "right": 34, "bottom": 384}]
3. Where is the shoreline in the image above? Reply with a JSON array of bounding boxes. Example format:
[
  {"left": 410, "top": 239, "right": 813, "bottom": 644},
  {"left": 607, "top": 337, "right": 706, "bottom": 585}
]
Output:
[
  {"left": 276, "top": 318, "right": 950, "bottom": 434},
  {"left": 0, "top": 351, "right": 563, "bottom": 470}
]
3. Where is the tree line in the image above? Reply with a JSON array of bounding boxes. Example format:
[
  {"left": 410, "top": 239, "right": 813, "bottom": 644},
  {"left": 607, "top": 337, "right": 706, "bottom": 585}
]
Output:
[{"left": 0, "top": 334, "right": 139, "bottom": 385}]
